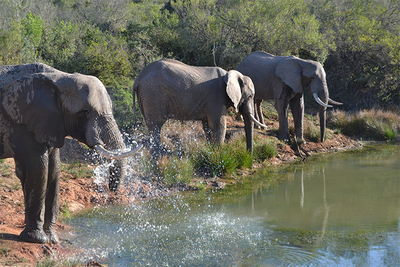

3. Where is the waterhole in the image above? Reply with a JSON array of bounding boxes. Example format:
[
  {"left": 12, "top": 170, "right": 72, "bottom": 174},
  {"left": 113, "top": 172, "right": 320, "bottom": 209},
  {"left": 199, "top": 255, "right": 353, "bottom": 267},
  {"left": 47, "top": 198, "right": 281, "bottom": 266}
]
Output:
[{"left": 66, "top": 144, "right": 400, "bottom": 266}]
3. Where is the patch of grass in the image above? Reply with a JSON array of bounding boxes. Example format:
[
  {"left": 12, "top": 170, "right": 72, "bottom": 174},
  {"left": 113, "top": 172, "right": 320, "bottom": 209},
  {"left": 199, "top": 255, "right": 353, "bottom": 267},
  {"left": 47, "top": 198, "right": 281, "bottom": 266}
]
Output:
[
  {"left": 191, "top": 137, "right": 252, "bottom": 177},
  {"left": 61, "top": 161, "right": 94, "bottom": 179},
  {"left": 303, "top": 118, "right": 321, "bottom": 142},
  {"left": 59, "top": 202, "right": 71, "bottom": 222},
  {"left": 328, "top": 109, "right": 400, "bottom": 141},
  {"left": 157, "top": 156, "right": 194, "bottom": 187},
  {"left": 0, "top": 162, "right": 13, "bottom": 177},
  {"left": 36, "top": 257, "right": 58, "bottom": 267},
  {"left": 141, "top": 119, "right": 279, "bottom": 186},
  {"left": 11, "top": 182, "right": 20, "bottom": 191},
  {"left": 253, "top": 137, "right": 277, "bottom": 162},
  {"left": 0, "top": 247, "right": 11, "bottom": 256}
]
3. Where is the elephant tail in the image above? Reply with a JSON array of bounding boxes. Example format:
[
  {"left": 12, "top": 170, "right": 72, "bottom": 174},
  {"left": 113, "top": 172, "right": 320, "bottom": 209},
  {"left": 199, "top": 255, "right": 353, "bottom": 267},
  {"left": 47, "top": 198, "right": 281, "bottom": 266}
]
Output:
[{"left": 133, "top": 83, "right": 138, "bottom": 127}]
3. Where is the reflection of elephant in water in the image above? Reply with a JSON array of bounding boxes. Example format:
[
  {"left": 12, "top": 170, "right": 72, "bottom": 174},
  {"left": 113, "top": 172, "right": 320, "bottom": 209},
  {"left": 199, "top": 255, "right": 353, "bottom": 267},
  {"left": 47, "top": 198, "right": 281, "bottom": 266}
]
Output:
[
  {"left": 133, "top": 59, "right": 266, "bottom": 157},
  {"left": 237, "top": 51, "right": 342, "bottom": 142},
  {"left": 0, "top": 63, "right": 142, "bottom": 243}
]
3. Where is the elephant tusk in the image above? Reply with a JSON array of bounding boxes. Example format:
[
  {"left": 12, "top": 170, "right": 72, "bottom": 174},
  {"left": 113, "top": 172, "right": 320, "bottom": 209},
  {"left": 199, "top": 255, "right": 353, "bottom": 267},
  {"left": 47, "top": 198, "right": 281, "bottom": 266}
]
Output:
[
  {"left": 250, "top": 113, "right": 268, "bottom": 129},
  {"left": 328, "top": 98, "right": 343, "bottom": 105},
  {"left": 313, "top": 93, "right": 333, "bottom": 108},
  {"left": 94, "top": 143, "right": 143, "bottom": 160}
]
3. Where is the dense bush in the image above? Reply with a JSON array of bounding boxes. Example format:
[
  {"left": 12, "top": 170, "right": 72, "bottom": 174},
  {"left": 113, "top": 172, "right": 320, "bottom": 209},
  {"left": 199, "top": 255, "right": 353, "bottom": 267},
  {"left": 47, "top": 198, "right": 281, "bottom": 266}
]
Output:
[{"left": 0, "top": 0, "right": 398, "bottom": 110}]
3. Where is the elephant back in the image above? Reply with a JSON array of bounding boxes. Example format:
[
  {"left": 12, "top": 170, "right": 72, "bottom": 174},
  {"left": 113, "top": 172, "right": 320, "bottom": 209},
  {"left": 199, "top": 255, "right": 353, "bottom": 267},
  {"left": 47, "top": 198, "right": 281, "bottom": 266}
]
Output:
[{"left": 0, "top": 63, "right": 58, "bottom": 91}]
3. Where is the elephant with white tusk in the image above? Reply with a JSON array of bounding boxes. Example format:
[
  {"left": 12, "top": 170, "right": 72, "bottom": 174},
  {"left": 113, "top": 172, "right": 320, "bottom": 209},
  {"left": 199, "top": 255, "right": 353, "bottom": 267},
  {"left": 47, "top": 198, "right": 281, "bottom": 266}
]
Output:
[
  {"left": 0, "top": 63, "right": 142, "bottom": 244},
  {"left": 133, "top": 59, "right": 266, "bottom": 158},
  {"left": 237, "top": 51, "right": 342, "bottom": 143}
]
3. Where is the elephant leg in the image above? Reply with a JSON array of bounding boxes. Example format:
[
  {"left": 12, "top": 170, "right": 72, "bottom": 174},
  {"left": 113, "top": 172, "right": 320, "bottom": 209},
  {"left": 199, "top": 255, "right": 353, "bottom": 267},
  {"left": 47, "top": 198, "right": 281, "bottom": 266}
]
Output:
[
  {"left": 255, "top": 99, "right": 265, "bottom": 128},
  {"left": 43, "top": 147, "right": 60, "bottom": 244},
  {"left": 207, "top": 116, "right": 226, "bottom": 145},
  {"left": 11, "top": 135, "right": 50, "bottom": 243},
  {"left": 289, "top": 93, "right": 305, "bottom": 142},
  {"left": 147, "top": 123, "right": 163, "bottom": 160},
  {"left": 275, "top": 97, "right": 290, "bottom": 142},
  {"left": 202, "top": 120, "right": 212, "bottom": 141}
]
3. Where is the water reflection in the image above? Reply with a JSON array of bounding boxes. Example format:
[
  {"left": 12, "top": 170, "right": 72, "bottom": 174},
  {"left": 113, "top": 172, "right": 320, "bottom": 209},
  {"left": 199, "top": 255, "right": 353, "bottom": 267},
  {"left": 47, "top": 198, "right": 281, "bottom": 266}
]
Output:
[{"left": 66, "top": 145, "right": 400, "bottom": 266}]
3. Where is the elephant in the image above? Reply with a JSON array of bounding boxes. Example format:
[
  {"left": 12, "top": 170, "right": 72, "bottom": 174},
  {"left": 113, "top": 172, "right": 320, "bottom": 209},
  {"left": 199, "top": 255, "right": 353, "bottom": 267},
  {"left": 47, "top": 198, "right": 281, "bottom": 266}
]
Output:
[
  {"left": 0, "top": 63, "right": 142, "bottom": 243},
  {"left": 133, "top": 58, "right": 266, "bottom": 158},
  {"left": 236, "top": 51, "right": 342, "bottom": 143}
]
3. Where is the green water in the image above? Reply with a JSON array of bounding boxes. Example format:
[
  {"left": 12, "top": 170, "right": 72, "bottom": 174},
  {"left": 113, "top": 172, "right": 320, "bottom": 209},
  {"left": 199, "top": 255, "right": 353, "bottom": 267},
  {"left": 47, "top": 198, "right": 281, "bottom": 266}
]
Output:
[{"left": 67, "top": 145, "right": 400, "bottom": 266}]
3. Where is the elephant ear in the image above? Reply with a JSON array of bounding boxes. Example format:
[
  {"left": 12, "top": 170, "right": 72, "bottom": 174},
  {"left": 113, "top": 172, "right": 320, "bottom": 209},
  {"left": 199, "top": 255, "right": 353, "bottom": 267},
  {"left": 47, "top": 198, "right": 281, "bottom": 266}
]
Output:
[
  {"left": 224, "top": 70, "right": 243, "bottom": 112},
  {"left": 3, "top": 74, "right": 65, "bottom": 148},
  {"left": 275, "top": 57, "right": 303, "bottom": 94}
]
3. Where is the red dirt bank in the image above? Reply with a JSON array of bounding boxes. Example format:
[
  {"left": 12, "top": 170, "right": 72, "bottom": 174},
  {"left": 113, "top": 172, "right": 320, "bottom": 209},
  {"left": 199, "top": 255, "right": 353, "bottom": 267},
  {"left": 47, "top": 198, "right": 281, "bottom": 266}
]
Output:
[{"left": 0, "top": 120, "right": 361, "bottom": 266}]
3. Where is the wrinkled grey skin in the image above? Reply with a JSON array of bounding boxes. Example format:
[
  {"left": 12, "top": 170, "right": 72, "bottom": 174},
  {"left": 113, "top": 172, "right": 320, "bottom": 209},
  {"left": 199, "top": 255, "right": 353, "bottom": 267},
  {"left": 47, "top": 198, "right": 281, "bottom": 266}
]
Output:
[
  {"left": 133, "top": 59, "right": 258, "bottom": 157},
  {"left": 0, "top": 63, "right": 128, "bottom": 243},
  {"left": 237, "top": 51, "right": 339, "bottom": 142}
]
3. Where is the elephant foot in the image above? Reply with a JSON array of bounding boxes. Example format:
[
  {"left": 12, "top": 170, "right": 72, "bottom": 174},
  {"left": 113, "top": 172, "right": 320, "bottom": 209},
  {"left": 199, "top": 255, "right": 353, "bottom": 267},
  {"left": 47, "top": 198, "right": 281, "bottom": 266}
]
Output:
[
  {"left": 296, "top": 138, "right": 306, "bottom": 145},
  {"left": 45, "top": 229, "right": 60, "bottom": 244},
  {"left": 20, "top": 228, "right": 49, "bottom": 243}
]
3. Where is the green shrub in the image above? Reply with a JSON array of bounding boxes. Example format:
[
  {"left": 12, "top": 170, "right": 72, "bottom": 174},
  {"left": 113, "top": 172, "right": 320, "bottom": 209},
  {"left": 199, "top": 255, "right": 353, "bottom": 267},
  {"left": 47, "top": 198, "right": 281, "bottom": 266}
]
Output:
[
  {"left": 191, "top": 142, "right": 252, "bottom": 177},
  {"left": 60, "top": 202, "right": 71, "bottom": 222},
  {"left": 253, "top": 140, "right": 277, "bottom": 162},
  {"left": 36, "top": 257, "right": 58, "bottom": 267},
  {"left": 158, "top": 157, "right": 194, "bottom": 187}
]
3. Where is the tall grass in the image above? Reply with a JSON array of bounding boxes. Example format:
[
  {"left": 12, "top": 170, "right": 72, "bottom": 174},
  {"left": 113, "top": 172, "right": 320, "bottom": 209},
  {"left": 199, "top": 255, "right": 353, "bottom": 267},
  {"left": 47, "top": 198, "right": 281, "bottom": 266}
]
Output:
[
  {"left": 328, "top": 109, "right": 400, "bottom": 141},
  {"left": 157, "top": 156, "right": 194, "bottom": 187},
  {"left": 142, "top": 123, "right": 278, "bottom": 187},
  {"left": 191, "top": 141, "right": 253, "bottom": 177},
  {"left": 253, "top": 135, "right": 278, "bottom": 162}
]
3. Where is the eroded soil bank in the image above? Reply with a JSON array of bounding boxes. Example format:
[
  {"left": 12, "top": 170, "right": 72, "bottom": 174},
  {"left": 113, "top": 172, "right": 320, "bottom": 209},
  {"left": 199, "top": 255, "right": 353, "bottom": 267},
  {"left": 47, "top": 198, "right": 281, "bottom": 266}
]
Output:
[{"left": 0, "top": 119, "right": 362, "bottom": 266}]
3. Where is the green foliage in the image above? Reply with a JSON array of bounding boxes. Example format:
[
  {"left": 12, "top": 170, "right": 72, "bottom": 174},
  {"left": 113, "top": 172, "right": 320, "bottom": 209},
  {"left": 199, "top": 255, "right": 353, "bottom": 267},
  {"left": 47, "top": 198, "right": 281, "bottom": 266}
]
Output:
[
  {"left": 39, "top": 20, "right": 80, "bottom": 71},
  {"left": 0, "top": 0, "right": 398, "bottom": 110},
  {"left": 253, "top": 139, "right": 277, "bottom": 162},
  {"left": 157, "top": 156, "right": 194, "bottom": 187},
  {"left": 60, "top": 202, "right": 72, "bottom": 222},
  {"left": 0, "top": 247, "right": 11, "bottom": 256},
  {"left": 315, "top": 0, "right": 400, "bottom": 109},
  {"left": 108, "top": 84, "right": 135, "bottom": 129},
  {"left": 20, "top": 12, "right": 43, "bottom": 62},
  {"left": 191, "top": 142, "right": 252, "bottom": 177},
  {"left": 61, "top": 161, "right": 93, "bottom": 179},
  {"left": 36, "top": 257, "right": 58, "bottom": 267},
  {"left": 81, "top": 28, "right": 132, "bottom": 85}
]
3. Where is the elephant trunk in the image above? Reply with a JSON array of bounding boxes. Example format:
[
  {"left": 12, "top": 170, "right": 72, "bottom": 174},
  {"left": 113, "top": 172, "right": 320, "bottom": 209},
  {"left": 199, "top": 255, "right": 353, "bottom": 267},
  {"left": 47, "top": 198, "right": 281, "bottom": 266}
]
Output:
[
  {"left": 87, "top": 116, "right": 129, "bottom": 191},
  {"left": 243, "top": 114, "right": 254, "bottom": 154},
  {"left": 319, "top": 105, "right": 327, "bottom": 142},
  {"left": 312, "top": 83, "right": 329, "bottom": 142}
]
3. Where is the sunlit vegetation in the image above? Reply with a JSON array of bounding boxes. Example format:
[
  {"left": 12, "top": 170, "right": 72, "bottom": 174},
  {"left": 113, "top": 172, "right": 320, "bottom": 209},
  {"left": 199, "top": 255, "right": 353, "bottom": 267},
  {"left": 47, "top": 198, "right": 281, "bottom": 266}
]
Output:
[
  {"left": 59, "top": 202, "right": 72, "bottom": 222},
  {"left": 328, "top": 109, "right": 400, "bottom": 141},
  {"left": 253, "top": 136, "right": 278, "bottom": 162},
  {"left": 142, "top": 127, "right": 278, "bottom": 187},
  {"left": 0, "top": 162, "right": 13, "bottom": 178},
  {"left": 60, "top": 161, "right": 94, "bottom": 180},
  {"left": 0, "top": 0, "right": 399, "bottom": 187},
  {"left": 0, "top": 0, "right": 398, "bottom": 114},
  {"left": 35, "top": 257, "right": 58, "bottom": 267}
]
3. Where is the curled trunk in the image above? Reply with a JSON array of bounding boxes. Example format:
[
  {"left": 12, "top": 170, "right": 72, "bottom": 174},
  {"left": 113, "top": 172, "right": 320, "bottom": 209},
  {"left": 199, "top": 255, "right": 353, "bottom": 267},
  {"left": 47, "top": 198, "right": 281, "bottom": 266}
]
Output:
[{"left": 87, "top": 116, "right": 130, "bottom": 191}]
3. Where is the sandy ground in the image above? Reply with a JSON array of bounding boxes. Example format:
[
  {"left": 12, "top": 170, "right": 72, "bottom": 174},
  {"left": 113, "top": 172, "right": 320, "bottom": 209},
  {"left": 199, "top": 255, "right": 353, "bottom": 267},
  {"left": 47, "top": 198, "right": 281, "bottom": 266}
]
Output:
[{"left": 0, "top": 117, "right": 362, "bottom": 266}]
